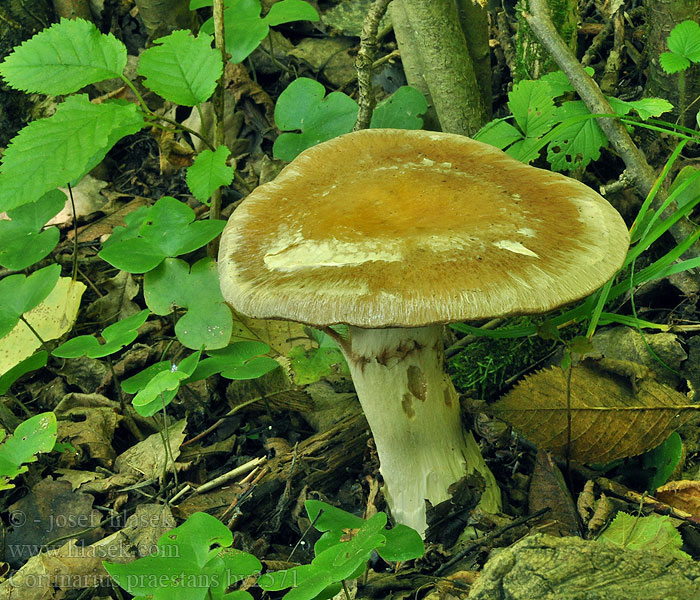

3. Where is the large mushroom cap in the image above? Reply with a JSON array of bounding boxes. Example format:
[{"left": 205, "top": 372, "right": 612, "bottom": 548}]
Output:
[{"left": 218, "top": 128, "right": 630, "bottom": 328}]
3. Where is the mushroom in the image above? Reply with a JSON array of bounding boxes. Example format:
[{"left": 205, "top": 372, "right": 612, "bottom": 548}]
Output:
[{"left": 217, "top": 128, "right": 629, "bottom": 535}]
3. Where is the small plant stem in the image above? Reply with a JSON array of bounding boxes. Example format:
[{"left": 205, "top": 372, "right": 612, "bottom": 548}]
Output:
[
  {"left": 147, "top": 114, "right": 216, "bottom": 151},
  {"left": 208, "top": 0, "right": 227, "bottom": 257},
  {"left": 288, "top": 509, "right": 324, "bottom": 561},
  {"left": 159, "top": 400, "right": 179, "bottom": 494},
  {"left": 342, "top": 580, "right": 351, "bottom": 600},
  {"left": 354, "top": 0, "right": 393, "bottom": 130},
  {"left": 119, "top": 74, "right": 150, "bottom": 114},
  {"left": 66, "top": 183, "right": 79, "bottom": 280},
  {"left": 18, "top": 315, "right": 51, "bottom": 354}
]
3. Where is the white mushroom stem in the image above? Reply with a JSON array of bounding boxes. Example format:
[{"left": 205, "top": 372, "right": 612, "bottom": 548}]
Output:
[{"left": 341, "top": 325, "right": 502, "bottom": 535}]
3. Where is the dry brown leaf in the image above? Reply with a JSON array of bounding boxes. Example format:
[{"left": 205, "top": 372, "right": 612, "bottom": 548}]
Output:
[
  {"left": 489, "top": 365, "right": 696, "bottom": 463},
  {"left": 655, "top": 480, "right": 700, "bottom": 516}
]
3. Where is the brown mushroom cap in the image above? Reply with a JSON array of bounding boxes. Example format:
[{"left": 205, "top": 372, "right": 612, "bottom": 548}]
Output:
[{"left": 218, "top": 129, "right": 630, "bottom": 328}]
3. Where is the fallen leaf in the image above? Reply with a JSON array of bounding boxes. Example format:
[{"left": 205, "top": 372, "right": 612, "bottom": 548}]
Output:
[
  {"left": 490, "top": 365, "right": 695, "bottom": 463},
  {"left": 655, "top": 480, "right": 700, "bottom": 516}
]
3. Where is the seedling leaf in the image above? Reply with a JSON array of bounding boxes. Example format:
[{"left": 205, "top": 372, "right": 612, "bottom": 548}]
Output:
[
  {"left": 0, "top": 18, "right": 127, "bottom": 95},
  {"left": 144, "top": 257, "right": 232, "bottom": 349},
  {"left": 0, "top": 189, "right": 65, "bottom": 269},
  {"left": 0, "top": 95, "right": 144, "bottom": 211},
  {"left": 273, "top": 77, "right": 358, "bottom": 161},
  {"left": 665, "top": 20, "right": 700, "bottom": 66},
  {"left": 53, "top": 309, "right": 149, "bottom": 358},
  {"left": 187, "top": 145, "right": 234, "bottom": 204},
  {"left": 138, "top": 30, "right": 222, "bottom": 106}
]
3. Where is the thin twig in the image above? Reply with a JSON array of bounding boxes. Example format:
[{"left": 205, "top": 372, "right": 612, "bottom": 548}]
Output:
[{"left": 354, "top": 0, "right": 393, "bottom": 130}]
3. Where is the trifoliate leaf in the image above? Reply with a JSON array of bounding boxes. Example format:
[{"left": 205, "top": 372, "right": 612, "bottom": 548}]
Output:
[
  {"left": 273, "top": 77, "right": 358, "bottom": 161},
  {"left": 144, "top": 257, "right": 232, "bottom": 350},
  {"left": 369, "top": 86, "right": 427, "bottom": 129},
  {"left": 0, "top": 95, "right": 144, "bottom": 212},
  {"left": 99, "top": 196, "right": 225, "bottom": 272},
  {"left": 137, "top": 30, "right": 222, "bottom": 106},
  {"left": 186, "top": 145, "right": 234, "bottom": 204},
  {"left": 199, "top": 0, "right": 318, "bottom": 64},
  {"left": 666, "top": 20, "right": 700, "bottom": 63},
  {"left": 598, "top": 512, "right": 690, "bottom": 560},
  {"left": 0, "top": 18, "right": 127, "bottom": 95},
  {"left": 508, "top": 79, "right": 557, "bottom": 140},
  {"left": 0, "top": 189, "right": 65, "bottom": 270},
  {"left": 0, "top": 265, "right": 60, "bottom": 338},
  {"left": 53, "top": 309, "right": 150, "bottom": 359},
  {"left": 546, "top": 101, "right": 607, "bottom": 171}
]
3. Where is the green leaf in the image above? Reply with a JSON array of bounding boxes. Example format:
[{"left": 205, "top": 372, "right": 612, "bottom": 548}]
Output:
[
  {"left": 608, "top": 96, "right": 674, "bottom": 121},
  {"left": 546, "top": 101, "right": 607, "bottom": 171},
  {"left": 0, "top": 412, "right": 57, "bottom": 488},
  {"left": 380, "top": 524, "right": 424, "bottom": 562},
  {"left": 289, "top": 344, "right": 348, "bottom": 385},
  {"left": 131, "top": 350, "right": 201, "bottom": 417},
  {"left": 99, "top": 196, "right": 225, "bottom": 273},
  {"left": 53, "top": 309, "right": 149, "bottom": 359},
  {"left": 186, "top": 145, "right": 234, "bottom": 204},
  {"left": 0, "top": 264, "right": 60, "bottom": 338},
  {"left": 144, "top": 257, "right": 232, "bottom": 350},
  {"left": 305, "top": 500, "right": 365, "bottom": 532},
  {"left": 104, "top": 511, "right": 256, "bottom": 599},
  {"left": 273, "top": 77, "right": 358, "bottom": 161},
  {"left": 121, "top": 360, "right": 171, "bottom": 394},
  {"left": 508, "top": 79, "right": 556, "bottom": 140},
  {"left": 264, "top": 0, "right": 319, "bottom": 26},
  {"left": 0, "top": 18, "right": 127, "bottom": 95},
  {"left": 642, "top": 432, "right": 683, "bottom": 492},
  {"left": 0, "top": 351, "right": 47, "bottom": 393},
  {"left": 0, "top": 189, "right": 65, "bottom": 269},
  {"left": 659, "top": 51, "right": 690, "bottom": 74},
  {"left": 188, "top": 341, "right": 278, "bottom": 381},
  {"left": 474, "top": 119, "right": 524, "bottom": 150},
  {"left": 138, "top": 30, "right": 222, "bottom": 106},
  {"left": 369, "top": 86, "right": 427, "bottom": 129},
  {"left": 0, "top": 95, "right": 145, "bottom": 211},
  {"left": 598, "top": 512, "right": 690, "bottom": 560},
  {"left": 667, "top": 20, "right": 700, "bottom": 63},
  {"left": 200, "top": 0, "right": 318, "bottom": 64},
  {"left": 669, "top": 165, "right": 700, "bottom": 210}
]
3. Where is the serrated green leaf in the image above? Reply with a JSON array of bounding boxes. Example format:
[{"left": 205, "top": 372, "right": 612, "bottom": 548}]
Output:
[
  {"left": 53, "top": 309, "right": 149, "bottom": 359},
  {"left": 0, "top": 264, "right": 60, "bottom": 338},
  {"left": 474, "top": 119, "right": 524, "bottom": 150},
  {"left": 598, "top": 512, "right": 690, "bottom": 559},
  {"left": 0, "top": 189, "right": 65, "bottom": 269},
  {"left": 369, "top": 86, "right": 427, "bottom": 129},
  {"left": 0, "top": 351, "right": 47, "bottom": 394},
  {"left": 0, "top": 18, "right": 127, "bottom": 95},
  {"left": 99, "top": 196, "right": 225, "bottom": 272},
  {"left": 659, "top": 51, "right": 690, "bottom": 74},
  {"left": 273, "top": 77, "right": 358, "bottom": 161},
  {"left": 0, "top": 95, "right": 144, "bottom": 211},
  {"left": 546, "top": 101, "right": 607, "bottom": 171},
  {"left": 608, "top": 96, "right": 674, "bottom": 121},
  {"left": 186, "top": 145, "right": 234, "bottom": 204},
  {"left": 667, "top": 20, "right": 700, "bottom": 63},
  {"left": 264, "top": 0, "right": 319, "bottom": 26},
  {"left": 144, "top": 257, "right": 232, "bottom": 350},
  {"left": 138, "top": 30, "right": 222, "bottom": 106},
  {"left": 0, "top": 412, "right": 56, "bottom": 485},
  {"left": 508, "top": 79, "right": 556, "bottom": 139}
]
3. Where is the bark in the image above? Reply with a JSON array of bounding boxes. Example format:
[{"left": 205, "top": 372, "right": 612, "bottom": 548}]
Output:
[
  {"left": 643, "top": 0, "right": 700, "bottom": 129},
  {"left": 389, "top": 0, "right": 488, "bottom": 135},
  {"left": 456, "top": 0, "right": 492, "bottom": 119},
  {"left": 516, "top": 0, "right": 578, "bottom": 81}
]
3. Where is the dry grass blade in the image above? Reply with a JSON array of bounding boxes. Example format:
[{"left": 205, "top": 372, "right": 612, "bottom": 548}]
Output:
[{"left": 489, "top": 364, "right": 697, "bottom": 463}]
